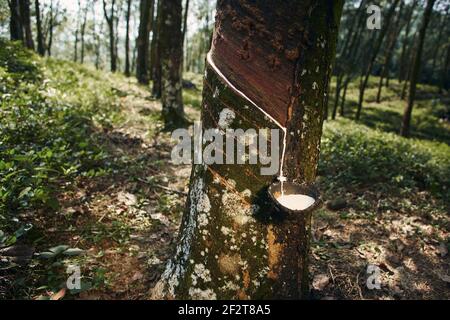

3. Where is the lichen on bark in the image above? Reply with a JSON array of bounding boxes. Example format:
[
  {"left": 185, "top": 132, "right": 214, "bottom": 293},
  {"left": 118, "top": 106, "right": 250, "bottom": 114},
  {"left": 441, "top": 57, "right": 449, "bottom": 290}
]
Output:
[{"left": 152, "top": 0, "right": 344, "bottom": 300}]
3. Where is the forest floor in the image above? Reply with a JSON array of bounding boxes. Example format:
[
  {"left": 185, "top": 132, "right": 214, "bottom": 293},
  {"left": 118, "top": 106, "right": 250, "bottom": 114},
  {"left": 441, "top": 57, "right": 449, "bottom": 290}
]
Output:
[{"left": 0, "top": 42, "right": 449, "bottom": 299}]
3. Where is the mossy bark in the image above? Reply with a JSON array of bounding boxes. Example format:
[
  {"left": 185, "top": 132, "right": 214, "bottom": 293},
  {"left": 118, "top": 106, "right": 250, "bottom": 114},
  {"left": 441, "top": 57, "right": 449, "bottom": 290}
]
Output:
[{"left": 152, "top": 0, "right": 343, "bottom": 300}]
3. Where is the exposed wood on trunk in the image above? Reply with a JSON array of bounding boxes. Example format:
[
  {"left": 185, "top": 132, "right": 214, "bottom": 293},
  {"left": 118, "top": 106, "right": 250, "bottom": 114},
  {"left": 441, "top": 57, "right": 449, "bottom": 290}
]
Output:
[
  {"left": 152, "top": 0, "right": 344, "bottom": 300},
  {"left": 401, "top": 0, "right": 436, "bottom": 137}
]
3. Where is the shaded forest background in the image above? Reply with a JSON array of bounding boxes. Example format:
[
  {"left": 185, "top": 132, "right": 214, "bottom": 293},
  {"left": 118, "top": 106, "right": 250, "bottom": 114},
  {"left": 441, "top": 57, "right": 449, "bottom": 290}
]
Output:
[{"left": 0, "top": 0, "right": 449, "bottom": 300}]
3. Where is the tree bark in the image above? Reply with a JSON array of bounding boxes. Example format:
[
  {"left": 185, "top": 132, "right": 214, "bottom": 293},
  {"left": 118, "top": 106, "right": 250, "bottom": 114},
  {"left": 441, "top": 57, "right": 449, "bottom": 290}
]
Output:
[
  {"left": 159, "top": 0, "right": 185, "bottom": 129},
  {"left": 376, "top": 1, "right": 404, "bottom": 103},
  {"left": 46, "top": 0, "right": 54, "bottom": 56},
  {"left": 401, "top": 0, "right": 436, "bottom": 137},
  {"left": 152, "top": 0, "right": 344, "bottom": 300},
  {"left": 398, "top": 0, "right": 418, "bottom": 83},
  {"left": 8, "top": 0, "right": 24, "bottom": 42},
  {"left": 124, "top": 0, "right": 132, "bottom": 76},
  {"left": 136, "top": 0, "right": 154, "bottom": 84},
  {"left": 181, "top": 0, "right": 189, "bottom": 72},
  {"left": 355, "top": 0, "right": 400, "bottom": 121},
  {"left": 80, "top": 2, "right": 89, "bottom": 64},
  {"left": 18, "top": 0, "right": 34, "bottom": 49},
  {"left": 151, "top": 0, "right": 162, "bottom": 97},
  {"left": 35, "top": 0, "right": 45, "bottom": 56},
  {"left": 441, "top": 43, "right": 450, "bottom": 92},
  {"left": 332, "top": 0, "right": 366, "bottom": 120},
  {"left": 103, "top": 0, "right": 117, "bottom": 72}
]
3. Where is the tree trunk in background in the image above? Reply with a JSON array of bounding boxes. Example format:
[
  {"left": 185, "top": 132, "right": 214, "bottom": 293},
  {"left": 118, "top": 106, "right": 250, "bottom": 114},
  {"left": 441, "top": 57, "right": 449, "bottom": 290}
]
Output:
[
  {"left": 151, "top": 0, "right": 162, "bottom": 98},
  {"left": 376, "top": 1, "right": 404, "bottom": 103},
  {"left": 47, "top": 0, "right": 54, "bottom": 56},
  {"left": 124, "top": 0, "right": 132, "bottom": 76},
  {"left": 103, "top": 0, "right": 117, "bottom": 72},
  {"left": 159, "top": 0, "right": 185, "bottom": 129},
  {"left": 398, "top": 0, "right": 417, "bottom": 83},
  {"left": 332, "top": 0, "right": 366, "bottom": 120},
  {"left": 441, "top": 43, "right": 450, "bottom": 92},
  {"left": 9, "top": 0, "right": 24, "bottom": 42},
  {"left": 152, "top": 0, "right": 344, "bottom": 300},
  {"left": 80, "top": 3, "right": 89, "bottom": 64},
  {"left": 355, "top": 0, "right": 400, "bottom": 121},
  {"left": 181, "top": 0, "right": 189, "bottom": 72},
  {"left": 136, "top": 0, "right": 154, "bottom": 84},
  {"left": 18, "top": 0, "right": 34, "bottom": 49},
  {"left": 431, "top": 6, "right": 449, "bottom": 74},
  {"left": 401, "top": 0, "right": 436, "bottom": 137},
  {"left": 35, "top": 0, "right": 45, "bottom": 56}
]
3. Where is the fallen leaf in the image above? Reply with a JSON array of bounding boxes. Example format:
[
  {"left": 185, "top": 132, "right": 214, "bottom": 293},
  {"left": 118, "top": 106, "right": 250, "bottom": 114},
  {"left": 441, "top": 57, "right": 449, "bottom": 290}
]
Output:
[
  {"left": 50, "top": 288, "right": 66, "bottom": 300},
  {"left": 312, "top": 274, "right": 330, "bottom": 291}
]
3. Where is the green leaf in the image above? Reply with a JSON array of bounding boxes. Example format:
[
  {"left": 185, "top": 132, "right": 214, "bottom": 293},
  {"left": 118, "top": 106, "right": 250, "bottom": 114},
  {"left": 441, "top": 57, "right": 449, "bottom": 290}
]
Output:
[{"left": 18, "top": 187, "right": 32, "bottom": 199}]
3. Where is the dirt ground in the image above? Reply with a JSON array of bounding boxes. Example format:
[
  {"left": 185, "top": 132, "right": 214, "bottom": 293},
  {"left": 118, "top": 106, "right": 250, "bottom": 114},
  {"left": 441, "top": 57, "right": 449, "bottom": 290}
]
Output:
[{"left": 16, "top": 77, "right": 448, "bottom": 300}]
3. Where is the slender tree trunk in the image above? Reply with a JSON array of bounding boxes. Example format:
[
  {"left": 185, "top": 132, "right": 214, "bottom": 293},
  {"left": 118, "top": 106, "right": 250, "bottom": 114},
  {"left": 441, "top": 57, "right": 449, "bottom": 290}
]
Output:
[
  {"left": 136, "top": 0, "right": 154, "bottom": 84},
  {"left": 80, "top": 3, "right": 88, "bottom": 64},
  {"left": 401, "top": 0, "right": 436, "bottom": 137},
  {"left": 332, "top": 0, "right": 366, "bottom": 120},
  {"left": 47, "top": 0, "right": 54, "bottom": 56},
  {"left": 431, "top": 6, "right": 449, "bottom": 73},
  {"left": 151, "top": 0, "right": 162, "bottom": 97},
  {"left": 181, "top": 0, "right": 189, "bottom": 73},
  {"left": 340, "top": 75, "right": 350, "bottom": 116},
  {"left": 103, "top": 0, "right": 117, "bottom": 72},
  {"left": 124, "top": 0, "right": 132, "bottom": 76},
  {"left": 398, "top": 0, "right": 418, "bottom": 83},
  {"left": 376, "top": 1, "right": 404, "bottom": 103},
  {"left": 35, "top": 0, "right": 45, "bottom": 56},
  {"left": 9, "top": 0, "right": 24, "bottom": 42},
  {"left": 355, "top": 0, "right": 400, "bottom": 121},
  {"left": 159, "top": 0, "right": 185, "bottom": 129},
  {"left": 19, "top": 0, "right": 34, "bottom": 49},
  {"left": 441, "top": 43, "right": 450, "bottom": 92},
  {"left": 152, "top": 0, "right": 344, "bottom": 300}
]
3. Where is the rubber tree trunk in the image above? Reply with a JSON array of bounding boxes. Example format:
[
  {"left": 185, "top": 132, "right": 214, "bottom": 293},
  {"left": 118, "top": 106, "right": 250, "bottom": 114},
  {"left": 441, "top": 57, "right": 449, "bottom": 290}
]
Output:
[
  {"left": 332, "top": 0, "right": 366, "bottom": 120},
  {"left": 124, "top": 0, "right": 132, "bottom": 76},
  {"left": 152, "top": 0, "right": 344, "bottom": 300},
  {"left": 9, "top": 0, "right": 24, "bottom": 42},
  {"left": 19, "top": 0, "right": 34, "bottom": 50},
  {"left": 103, "top": 0, "right": 117, "bottom": 72},
  {"left": 151, "top": 0, "right": 162, "bottom": 97},
  {"left": 355, "top": 0, "right": 400, "bottom": 121},
  {"left": 136, "top": 0, "right": 154, "bottom": 84},
  {"left": 398, "top": 0, "right": 418, "bottom": 83},
  {"left": 441, "top": 44, "right": 450, "bottom": 91},
  {"left": 401, "top": 0, "right": 436, "bottom": 137},
  {"left": 35, "top": 0, "right": 45, "bottom": 56},
  {"left": 159, "top": 0, "right": 185, "bottom": 129},
  {"left": 80, "top": 6, "right": 88, "bottom": 64},
  {"left": 47, "top": 0, "right": 54, "bottom": 56},
  {"left": 376, "top": 1, "right": 404, "bottom": 103}
]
